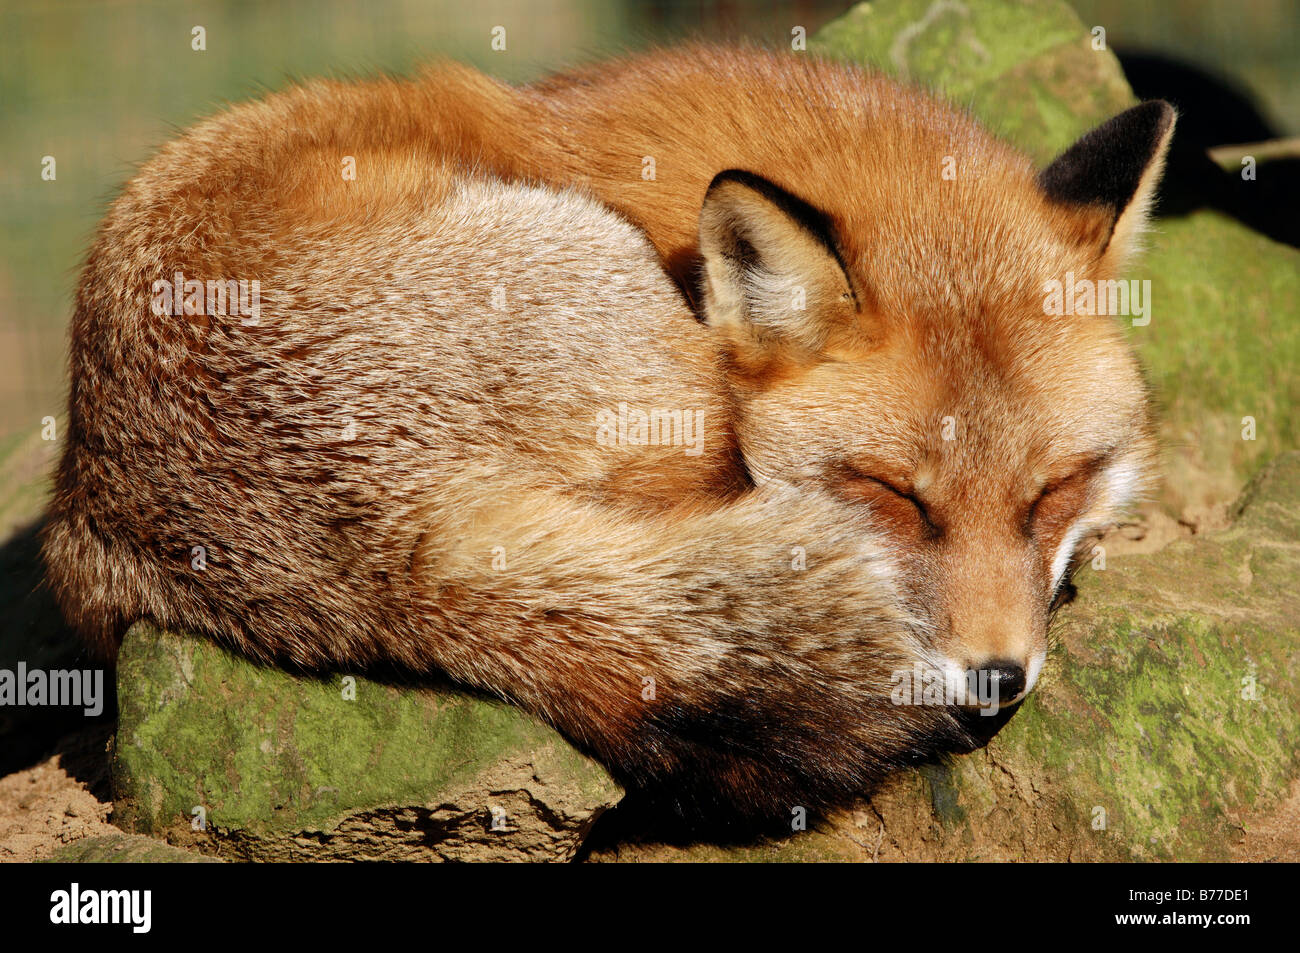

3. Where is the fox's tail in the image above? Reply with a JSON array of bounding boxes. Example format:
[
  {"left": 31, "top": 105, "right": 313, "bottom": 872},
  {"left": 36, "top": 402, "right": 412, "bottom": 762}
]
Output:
[{"left": 401, "top": 479, "right": 967, "bottom": 821}]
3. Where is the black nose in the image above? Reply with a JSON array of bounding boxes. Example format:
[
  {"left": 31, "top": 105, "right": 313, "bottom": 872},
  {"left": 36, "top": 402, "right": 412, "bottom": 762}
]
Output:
[{"left": 969, "top": 660, "right": 1026, "bottom": 705}]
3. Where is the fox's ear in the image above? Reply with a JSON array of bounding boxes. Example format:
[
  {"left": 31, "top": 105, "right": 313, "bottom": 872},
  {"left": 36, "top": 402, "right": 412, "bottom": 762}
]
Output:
[
  {"left": 698, "top": 170, "right": 858, "bottom": 359},
  {"left": 1039, "top": 100, "right": 1176, "bottom": 268}
]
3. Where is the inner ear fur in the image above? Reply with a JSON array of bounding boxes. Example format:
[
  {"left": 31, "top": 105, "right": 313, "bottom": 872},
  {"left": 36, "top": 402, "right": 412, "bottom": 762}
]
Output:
[
  {"left": 698, "top": 169, "right": 860, "bottom": 359},
  {"left": 1038, "top": 100, "right": 1177, "bottom": 269}
]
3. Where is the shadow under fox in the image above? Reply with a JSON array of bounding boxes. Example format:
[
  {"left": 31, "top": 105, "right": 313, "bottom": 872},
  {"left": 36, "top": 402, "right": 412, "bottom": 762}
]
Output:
[{"left": 43, "top": 46, "right": 1173, "bottom": 820}]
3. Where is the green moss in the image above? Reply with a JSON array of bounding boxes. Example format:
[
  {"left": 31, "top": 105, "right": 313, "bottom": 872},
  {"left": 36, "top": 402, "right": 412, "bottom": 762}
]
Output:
[
  {"left": 812, "top": 0, "right": 1133, "bottom": 161},
  {"left": 920, "top": 761, "right": 970, "bottom": 828},
  {"left": 112, "top": 623, "right": 620, "bottom": 848},
  {"left": 45, "top": 833, "right": 220, "bottom": 863},
  {"left": 1134, "top": 215, "right": 1300, "bottom": 509},
  {"left": 1054, "top": 615, "right": 1291, "bottom": 857}
]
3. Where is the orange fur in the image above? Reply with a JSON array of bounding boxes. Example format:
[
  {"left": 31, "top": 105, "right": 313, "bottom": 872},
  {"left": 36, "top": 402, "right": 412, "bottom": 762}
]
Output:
[{"left": 43, "top": 46, "right": 1174, "bottom": 819}]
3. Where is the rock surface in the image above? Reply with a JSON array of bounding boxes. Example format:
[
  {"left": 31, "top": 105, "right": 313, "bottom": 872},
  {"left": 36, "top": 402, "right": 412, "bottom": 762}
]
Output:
[
  {"left": 48, "top": 832, "right": 223, "bottom": 863},
  {"left": 111, "top": 624, "right": 622, "bottom": 861}
]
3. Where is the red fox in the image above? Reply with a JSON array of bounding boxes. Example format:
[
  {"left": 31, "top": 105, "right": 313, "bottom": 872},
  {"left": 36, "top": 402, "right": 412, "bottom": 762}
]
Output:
[{"left": 42, "top": 46, "right": 1173, "bottom": 819}]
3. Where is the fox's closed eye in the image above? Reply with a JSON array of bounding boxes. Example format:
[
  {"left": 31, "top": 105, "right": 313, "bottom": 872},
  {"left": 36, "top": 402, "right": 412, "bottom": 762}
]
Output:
[
  {"left": 1025, "top": 475, "right": 1089, "bottom": 536},
  {"left": 837, "top": 467, "right": 941, "bottom": 539},
  {"left": 1024, "top": 455, "right": 1112, "bottom": 539}
]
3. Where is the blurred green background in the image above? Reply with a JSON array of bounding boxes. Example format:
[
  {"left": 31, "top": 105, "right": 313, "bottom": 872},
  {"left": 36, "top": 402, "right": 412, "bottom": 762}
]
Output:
[{"left": 1, "top": 0, "right": 1297, "bottom": 449}]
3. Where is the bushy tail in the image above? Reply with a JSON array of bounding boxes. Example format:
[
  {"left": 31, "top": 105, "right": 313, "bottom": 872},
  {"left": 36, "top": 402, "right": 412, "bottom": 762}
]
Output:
[
  {"left": 42, "top": 485, "right": 151, "bottom": 660},
  {"left": 403, "top": 480, "right": 967, "bottom": 823}
]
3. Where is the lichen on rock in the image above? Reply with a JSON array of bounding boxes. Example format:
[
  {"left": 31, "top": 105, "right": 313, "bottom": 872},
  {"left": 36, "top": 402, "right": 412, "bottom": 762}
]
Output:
[{"left": 111, "top": 624, "right": 622, "bottom": 862}]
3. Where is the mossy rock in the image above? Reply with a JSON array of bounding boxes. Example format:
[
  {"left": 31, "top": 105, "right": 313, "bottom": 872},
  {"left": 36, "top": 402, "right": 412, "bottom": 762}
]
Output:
[
  {"left": 46, "top": 832, "right": 220, "bottom": 864},
  {"left": 813, "top": 0, "right": 1132, "bottom": 160},
  {"left": 111, "top": 623, "right": 622, "bottom": 861},
  {"left": 1136, "top": 214, "right": 1299, "bottom": 516}
]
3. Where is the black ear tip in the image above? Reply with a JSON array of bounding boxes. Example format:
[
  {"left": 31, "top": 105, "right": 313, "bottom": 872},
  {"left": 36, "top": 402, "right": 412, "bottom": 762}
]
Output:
[
  {"left": 1132, "top": 99, "right": 1177, "bottom": 136},
  {"left": 1085, "top": 100, "right": 1176, "bottom": 149},
  {"left": 1038, "top": 99, "right": 1178, "bottom": 210}
]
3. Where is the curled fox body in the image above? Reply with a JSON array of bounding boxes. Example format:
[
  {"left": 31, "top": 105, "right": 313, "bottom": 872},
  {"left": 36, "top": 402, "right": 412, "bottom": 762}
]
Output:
[{"left": 43, "top": 46, "right": 1174, "bottom": 818}]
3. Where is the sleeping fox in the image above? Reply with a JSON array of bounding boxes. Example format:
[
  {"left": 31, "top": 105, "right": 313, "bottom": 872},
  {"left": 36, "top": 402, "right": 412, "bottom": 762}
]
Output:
[{"left": 42, "top": 46, "right": 1173, "bottom": 819}]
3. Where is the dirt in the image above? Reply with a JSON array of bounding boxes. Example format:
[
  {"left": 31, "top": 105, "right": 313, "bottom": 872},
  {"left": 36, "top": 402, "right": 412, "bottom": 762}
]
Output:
[
  {"left": 1099, "top": 500, "right": 1234, "bottom": 560},
  {"left": 0, "top": 726, "right": 118, "bottom": 862},
  {"left": 1229, "top": 779, "right": 1300, "bottom": 862}
]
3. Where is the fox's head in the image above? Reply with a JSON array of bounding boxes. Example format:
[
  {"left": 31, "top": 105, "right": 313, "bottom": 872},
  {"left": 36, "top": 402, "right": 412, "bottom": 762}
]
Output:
[{"left": 698, "top": 101, "right": 1175, "bottom": 709}]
